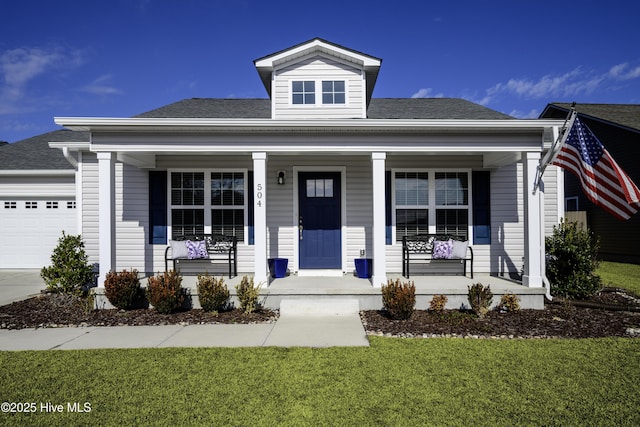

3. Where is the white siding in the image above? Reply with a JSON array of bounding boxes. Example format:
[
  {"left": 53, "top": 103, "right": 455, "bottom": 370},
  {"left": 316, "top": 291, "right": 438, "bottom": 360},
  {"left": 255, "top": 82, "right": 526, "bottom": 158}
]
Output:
[
  {"left": 265, "top": 155, "right": 372, "bottom": 273},
  {"left": 489, "top": 162, "right": 524, "bottom": 279},
  {"left": 385, "top": 155, "right": 484, "bottom": 274},
  {"left": 543, "top": 165, "right": 562, "bottom": 235},
  {"left": 0, "top": 175, "right": 75, "bottom": 198},
  {"left": 81, "top": 153, "right": 99, "bottom": 264},
  {"left": 78, "top": 152, "right": 546, "bottom": 279},
  {"left": 273, "top": 55, "right": 365, "bottom": 119},
  {"left": 157, "top": 156, "right": 255, "bottom": 274}
]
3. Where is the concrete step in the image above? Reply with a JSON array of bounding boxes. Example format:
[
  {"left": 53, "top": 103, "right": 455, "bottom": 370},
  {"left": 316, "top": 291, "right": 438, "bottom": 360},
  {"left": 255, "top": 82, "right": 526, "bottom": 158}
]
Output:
[{"left": 279, "top": 298, "right": 360, "bottom": 317}]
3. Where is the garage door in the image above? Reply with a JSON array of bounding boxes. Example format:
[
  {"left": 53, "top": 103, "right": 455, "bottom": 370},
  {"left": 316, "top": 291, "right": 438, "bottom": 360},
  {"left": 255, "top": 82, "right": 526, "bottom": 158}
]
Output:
[{"left": 0, "top": 200, "right": 77, "bottom": 268}]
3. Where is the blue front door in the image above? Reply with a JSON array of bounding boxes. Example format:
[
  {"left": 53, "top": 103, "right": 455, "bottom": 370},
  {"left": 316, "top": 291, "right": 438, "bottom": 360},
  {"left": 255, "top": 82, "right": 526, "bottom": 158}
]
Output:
[{"left": 299, "top": 172, "right": 341, "bottom": 269}]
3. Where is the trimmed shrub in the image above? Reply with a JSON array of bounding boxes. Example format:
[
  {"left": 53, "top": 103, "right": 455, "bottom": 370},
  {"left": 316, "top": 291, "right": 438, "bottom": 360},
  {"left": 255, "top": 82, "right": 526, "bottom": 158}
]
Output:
[
  {"left": 468, "top": 283, "right": 493, "bottom": 318},
  {"left": 429, "top": 294, "right": 448, "bottom": 312},
  {"left": 147, "top": 270, "right": 184, "bottom": 314},
  {"left": 545, "top": 220, "right": 602, "bottom": 299},
  {"left": 197, "top": 273, "right": 230, "bottom": 312},
  {"left": 381, "top": 279, "right": 416, "bottom": 320},
  {"left": 104, "top": 269, "right": 143, "bottom": 310},
  {"left": 40, "top": 232, "right": 94, "bottom": 295},
  {"left": 498, "top": 293, "right": 520, "bottom": 312},
  {"left": 235, "top": 276, "right": 261, "bottom": 314}
]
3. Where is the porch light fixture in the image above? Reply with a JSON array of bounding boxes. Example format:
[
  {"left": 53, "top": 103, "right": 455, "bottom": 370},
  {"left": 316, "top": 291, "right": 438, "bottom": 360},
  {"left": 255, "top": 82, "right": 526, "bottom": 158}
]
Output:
[{"left": 277, "top": 170, "right": 286, "bottom": 185}]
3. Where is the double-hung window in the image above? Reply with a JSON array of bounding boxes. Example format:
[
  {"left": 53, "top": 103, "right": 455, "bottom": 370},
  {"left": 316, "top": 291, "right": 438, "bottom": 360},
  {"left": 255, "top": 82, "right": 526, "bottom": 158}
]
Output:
[
  {"left": 394, "top": 172, "right": 429, "bottom": 241},
  {"left": 170, "top": 170, "right": 246, "bottom": 242},
  {"left": 435, "top": 172, "right": 469, "bottom": 239},
  {"left": 211, "top": 172, "right": 245, "bottom": 241},
  {"left": 171, "top": 172, "right": 205, "bottom": 237},
  {"left": 393, "top": 170, "right": 470, "bottom": 242}
]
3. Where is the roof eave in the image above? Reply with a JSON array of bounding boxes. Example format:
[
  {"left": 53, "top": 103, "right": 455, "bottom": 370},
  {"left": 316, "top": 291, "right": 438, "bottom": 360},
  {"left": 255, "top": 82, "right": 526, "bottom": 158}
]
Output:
[{"left": 55, "top": 117, "right": 563, "bottom": 133}]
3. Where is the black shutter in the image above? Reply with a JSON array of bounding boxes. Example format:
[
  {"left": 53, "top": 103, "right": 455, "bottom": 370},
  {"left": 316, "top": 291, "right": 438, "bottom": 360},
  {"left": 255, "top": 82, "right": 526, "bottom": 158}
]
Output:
[
  {"left": 149, "top": 171, "right": 167, "bottom": 244},
  {"left": 385, "top": 171, "right": 392, "bottom": 245},
  {"left": 248, "top": 170, "right": 254, "bottom": 245},
  {"left": 472, "top": 171, "right": 491, "bottom": 244}
]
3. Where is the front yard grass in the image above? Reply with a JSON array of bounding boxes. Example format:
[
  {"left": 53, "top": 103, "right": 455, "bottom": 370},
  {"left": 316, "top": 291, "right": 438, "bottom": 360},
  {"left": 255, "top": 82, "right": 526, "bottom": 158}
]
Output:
[
  {"left": 2, "top": 338, "right": 639, "bottom": 426},
  {"left": 598, "top": 261, "right": 640, "bottom": 296}
]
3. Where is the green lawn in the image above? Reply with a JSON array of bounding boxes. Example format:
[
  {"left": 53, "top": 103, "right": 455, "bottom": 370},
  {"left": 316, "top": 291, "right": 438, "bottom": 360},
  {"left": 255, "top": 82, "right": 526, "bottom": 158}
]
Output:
[
  {"left": 598, "top": 261, "right": 640, "bottom": 296},
  {"left": 2, "top": 338, "right": 639, "bottom": 426}
]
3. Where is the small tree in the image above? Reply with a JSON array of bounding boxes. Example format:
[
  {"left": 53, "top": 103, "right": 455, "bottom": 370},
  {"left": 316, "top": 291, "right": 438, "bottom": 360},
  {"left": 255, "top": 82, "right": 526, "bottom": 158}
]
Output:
[
  {"left": 197, "top": 273, "right": 230, "bottom": 312},
  {"left": 147, "top": 270, "right": 185, "bottom": 314},
  {"left": 40, "top": 231, "right": 94, "bottom": 295},
  {"left": 104, "top": 269, "right": 143, "bottom": 310},
  {"left": 546, "top": 220, "right": 602, "bottom": 299},
  {"left": 381, "top": 279, "right": 416, "bottom": 320},
  {"left": 467, "top": 283, "right": 493, "bottom": 318},
  {"left": 235, "top": 276, "right": 261, "bottom": 314}
]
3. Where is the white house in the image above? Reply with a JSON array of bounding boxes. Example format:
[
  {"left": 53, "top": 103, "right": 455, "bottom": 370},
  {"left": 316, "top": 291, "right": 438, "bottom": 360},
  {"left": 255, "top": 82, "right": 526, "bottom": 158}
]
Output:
[{"left": 47, "top": 38, "right": 564, "bottom": 306}]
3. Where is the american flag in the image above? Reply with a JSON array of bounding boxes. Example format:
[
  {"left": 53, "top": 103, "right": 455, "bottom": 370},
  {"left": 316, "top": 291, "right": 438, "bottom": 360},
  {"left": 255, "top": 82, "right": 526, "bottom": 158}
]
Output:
[{"left": 552, "top": 116, "right": 640, "bottom": 220}]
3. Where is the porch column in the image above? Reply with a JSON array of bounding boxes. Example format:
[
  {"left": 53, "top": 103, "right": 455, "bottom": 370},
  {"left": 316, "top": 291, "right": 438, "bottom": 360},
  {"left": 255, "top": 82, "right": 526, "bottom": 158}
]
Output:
[
  {"left": 97, "top": 152, "right": 116, "bottom": 287},
  {"left": 371, "top": 152, "right": 387, "bottom": 287},
  {"left": 522, "top": 151, "right": 543, "bottom": 287},
  {"left": 252, "top": 152, "right": 268, "bottom": 285}
]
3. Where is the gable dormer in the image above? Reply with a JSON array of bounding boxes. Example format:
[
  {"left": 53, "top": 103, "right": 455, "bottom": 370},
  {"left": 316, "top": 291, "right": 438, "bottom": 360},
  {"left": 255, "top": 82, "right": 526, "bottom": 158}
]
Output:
[{"left": 254, "top": 38, "right": 381, "bottom": 119}]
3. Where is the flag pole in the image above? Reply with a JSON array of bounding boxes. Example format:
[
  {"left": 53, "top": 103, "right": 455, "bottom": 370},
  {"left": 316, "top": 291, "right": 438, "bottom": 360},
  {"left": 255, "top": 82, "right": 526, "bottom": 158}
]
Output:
[{"left": 533, "top": 103, "right": 576, "bottom": 194}]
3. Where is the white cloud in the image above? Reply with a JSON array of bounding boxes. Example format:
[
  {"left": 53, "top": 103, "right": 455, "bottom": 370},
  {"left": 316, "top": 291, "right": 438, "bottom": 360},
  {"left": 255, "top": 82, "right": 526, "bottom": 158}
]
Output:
[
  {"left": 82, "top": 75, "right": 123, "bottom": 95},
  {"left": 0, "top": 46, "right": 86, "bottom": 114},
  {"left": 411, "top": 88, "right": 444, "bottom": 98},
  {"left": 608, "top": 63, "right": 640, "bottom": 80},
  {"left": 509, "top": 108, "right": 540, "bottom": 119},
  {"left": 484, "top": 62, "right": 640, "bottom": 104},
  {"left": 1, "top": 48, "right": 65, "bottom": 87}
]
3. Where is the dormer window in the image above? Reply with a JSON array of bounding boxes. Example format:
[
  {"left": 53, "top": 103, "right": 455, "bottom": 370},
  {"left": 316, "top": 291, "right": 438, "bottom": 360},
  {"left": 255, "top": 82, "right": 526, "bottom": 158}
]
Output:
[
  {"left": 322, "top": 81, "right": 345, "bottom": 104},
  {"left": 292, "top": 81, "right": 315, "bottom": 104}
]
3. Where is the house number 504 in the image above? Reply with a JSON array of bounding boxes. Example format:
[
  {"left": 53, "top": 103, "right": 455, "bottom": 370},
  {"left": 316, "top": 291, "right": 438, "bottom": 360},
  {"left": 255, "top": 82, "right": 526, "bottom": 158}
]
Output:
[{"left": 256, "top": 184, "right": 264, "bottom": 207}]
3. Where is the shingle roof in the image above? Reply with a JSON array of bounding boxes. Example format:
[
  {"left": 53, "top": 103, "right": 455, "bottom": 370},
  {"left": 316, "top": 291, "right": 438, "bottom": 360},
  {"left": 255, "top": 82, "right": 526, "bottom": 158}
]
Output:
[
  {"left": 135, "top": 98, "right": 271, "bottom": 118},
  {"left": 3, "top": 98, "right": 513, "bottom": 171},
  {"left": 0, "top": 130, "right": 88, "bottom": 170},
  {"left": 367, "top": 98, "right": 513, "bottom": 120},
  {"left": 544, "top": 103, "right": 640, "bottom": 132},
  {"left": 136, "top": 97, "right": 514, "bottom": 120}
]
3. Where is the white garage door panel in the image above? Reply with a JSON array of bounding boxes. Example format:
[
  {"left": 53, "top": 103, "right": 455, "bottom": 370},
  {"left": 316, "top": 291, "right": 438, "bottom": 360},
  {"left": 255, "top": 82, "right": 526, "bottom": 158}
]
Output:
[{"left": 0, "top": 202, "right": 77, "bottom": 268}]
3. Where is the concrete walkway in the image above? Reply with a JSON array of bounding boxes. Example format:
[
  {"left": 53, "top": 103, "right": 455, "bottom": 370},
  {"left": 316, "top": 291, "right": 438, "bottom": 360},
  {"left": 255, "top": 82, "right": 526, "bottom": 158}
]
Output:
[{"left": 0, "top": 270, "right": 369, "bottom": 350}]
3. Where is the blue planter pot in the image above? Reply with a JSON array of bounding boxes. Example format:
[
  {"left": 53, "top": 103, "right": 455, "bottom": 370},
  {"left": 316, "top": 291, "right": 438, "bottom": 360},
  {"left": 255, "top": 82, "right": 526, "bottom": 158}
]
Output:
[
  {"left": 354, "top": 258, "right": 372, "bottom": 279},
  {"left": 268, "top": 258, "right": 288, "bottom": 278}
]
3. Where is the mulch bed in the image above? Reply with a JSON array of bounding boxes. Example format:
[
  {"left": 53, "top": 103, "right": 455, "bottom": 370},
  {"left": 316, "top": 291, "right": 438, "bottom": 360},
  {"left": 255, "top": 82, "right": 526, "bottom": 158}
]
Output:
[
  {"left": 362, "top": 289, "right": 640, "bottom": 339},
  {"left": 0, "top": 293, "right": 277, "bottom": 329},
  {"left": 1, "top": 288, "right": 639, "bottom": 339}
]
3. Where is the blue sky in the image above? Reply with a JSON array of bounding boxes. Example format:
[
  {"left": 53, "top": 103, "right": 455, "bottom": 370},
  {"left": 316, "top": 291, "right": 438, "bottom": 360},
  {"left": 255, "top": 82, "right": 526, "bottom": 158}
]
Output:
[{"left": 1, "top": 0, "right": 639, "bottom": 142}]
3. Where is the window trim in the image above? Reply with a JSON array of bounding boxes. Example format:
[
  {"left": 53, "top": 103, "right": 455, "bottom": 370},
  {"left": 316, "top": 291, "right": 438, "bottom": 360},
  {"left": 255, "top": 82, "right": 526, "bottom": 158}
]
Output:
[
  {"left": 321, "top": 80, "right": 346, "bottom": 105},
  {"left": 168, "top": 168, "right": 249, "bottom": 244},
  {"left": 565, "top": 196, "right": 579, "bottom": 212},
  {"left": 291, "top": 80, "right": 316, "bottom": 105},
  {"left": 391, "top": 168, "right": 473, "bottom": 245},
  {"left": 289, "top": 79, "right": 349, "bottom": 107}
]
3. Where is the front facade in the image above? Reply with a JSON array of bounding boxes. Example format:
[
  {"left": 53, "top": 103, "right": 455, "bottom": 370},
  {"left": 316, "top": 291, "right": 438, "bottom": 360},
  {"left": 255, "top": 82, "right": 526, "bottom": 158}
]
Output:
[{"left": 51, "top": 38, "right": 565, "bottom": 290}]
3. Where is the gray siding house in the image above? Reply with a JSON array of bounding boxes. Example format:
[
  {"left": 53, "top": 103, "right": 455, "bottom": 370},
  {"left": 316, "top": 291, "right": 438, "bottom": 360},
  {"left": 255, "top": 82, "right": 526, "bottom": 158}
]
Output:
[
  {"left": 541, "top": 103, "right": 640, "bottom": 264},
  {"left": 46, "top": 38, "right": 565, "bottom": 306}
]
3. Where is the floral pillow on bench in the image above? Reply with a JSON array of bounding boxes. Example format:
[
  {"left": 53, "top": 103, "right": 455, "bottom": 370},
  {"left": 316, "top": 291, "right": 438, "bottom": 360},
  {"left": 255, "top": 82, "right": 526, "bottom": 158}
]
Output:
[
  {"left": 186, "top": 240, "right": 208, "bottom": 260},
  {"left": 432, "top": 239, "right": 453, "bottom": 259}
]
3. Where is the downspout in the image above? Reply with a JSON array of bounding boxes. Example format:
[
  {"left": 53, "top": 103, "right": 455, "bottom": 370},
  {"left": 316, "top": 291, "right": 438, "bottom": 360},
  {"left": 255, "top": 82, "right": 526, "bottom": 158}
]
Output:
[{"left": 62, "top": 147, "right": 78, "bottom": 169}]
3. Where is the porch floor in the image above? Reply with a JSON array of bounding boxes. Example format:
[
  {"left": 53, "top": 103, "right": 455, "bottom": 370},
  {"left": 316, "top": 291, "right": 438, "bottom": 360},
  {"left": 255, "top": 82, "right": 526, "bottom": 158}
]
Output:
[{"left": 173, "top": 273, "right": 547, "bottom": 310}]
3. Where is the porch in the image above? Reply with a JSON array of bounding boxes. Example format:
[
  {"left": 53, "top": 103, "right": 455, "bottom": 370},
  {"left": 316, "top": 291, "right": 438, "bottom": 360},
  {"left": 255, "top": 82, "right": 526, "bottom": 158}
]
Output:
[{"left": 164, "top": 273, "right": 546, "bottom": 311}]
